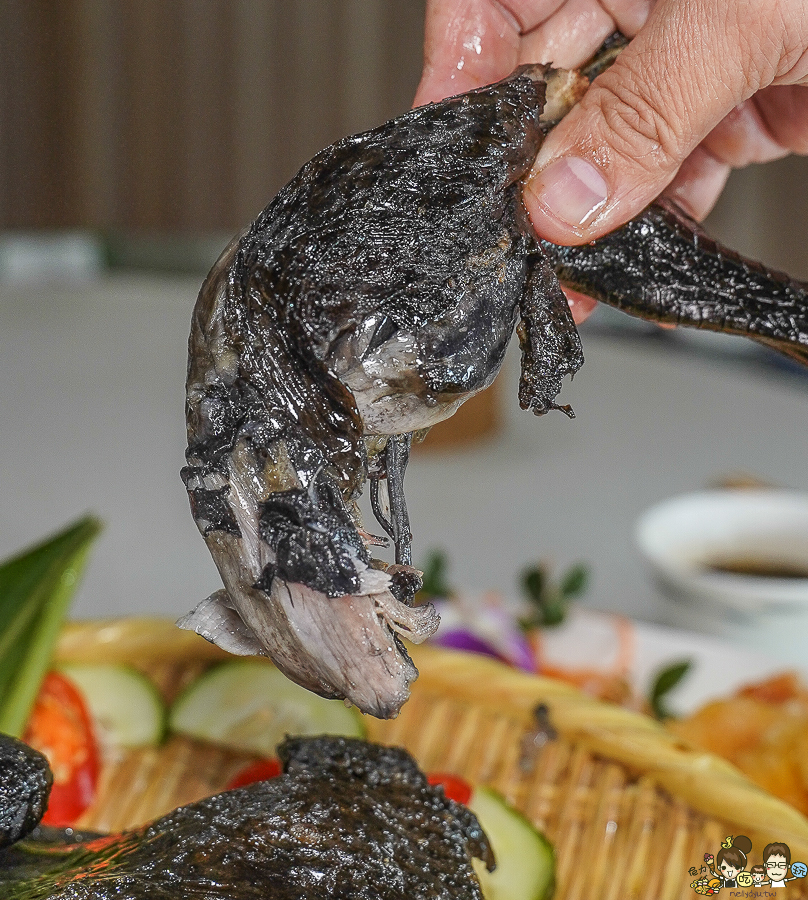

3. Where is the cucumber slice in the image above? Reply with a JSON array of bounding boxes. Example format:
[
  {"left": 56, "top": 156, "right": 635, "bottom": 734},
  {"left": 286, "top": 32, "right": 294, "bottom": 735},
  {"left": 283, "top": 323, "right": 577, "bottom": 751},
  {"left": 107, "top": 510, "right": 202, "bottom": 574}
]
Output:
[
  {"left": 58, "top": 663, "right": 166, "bottom": 748},
  {"left": 469, "top": 786, "right": 555, "bottom": 900},
  {"left": 169, "top": 660, "right": 365, "bottom": 755}
]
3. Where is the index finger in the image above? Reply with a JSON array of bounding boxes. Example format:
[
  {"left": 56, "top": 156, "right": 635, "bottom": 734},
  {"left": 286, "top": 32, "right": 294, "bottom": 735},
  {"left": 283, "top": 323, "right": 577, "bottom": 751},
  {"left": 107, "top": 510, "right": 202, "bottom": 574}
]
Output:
[
  {"left": 414, "top": 0, "right": 651, "bottom": 107},
  {"left": 413, "top": 0, "right": 525, "bottom": 105}
]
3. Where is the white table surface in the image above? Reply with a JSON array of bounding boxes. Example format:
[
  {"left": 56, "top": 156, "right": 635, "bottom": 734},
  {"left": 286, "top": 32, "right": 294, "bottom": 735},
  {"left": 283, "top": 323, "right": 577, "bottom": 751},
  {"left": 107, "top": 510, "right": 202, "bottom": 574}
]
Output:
[{"left": 2, "top": 273, "right": 807, "bottom": 661}]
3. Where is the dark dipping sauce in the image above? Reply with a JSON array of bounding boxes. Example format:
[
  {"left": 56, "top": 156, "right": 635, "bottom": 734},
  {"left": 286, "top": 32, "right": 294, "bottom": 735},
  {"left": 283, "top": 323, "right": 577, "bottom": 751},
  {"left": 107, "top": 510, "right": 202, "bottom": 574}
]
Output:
[{"left": 704, "top": 558, "right": 808, "bottom": 579}]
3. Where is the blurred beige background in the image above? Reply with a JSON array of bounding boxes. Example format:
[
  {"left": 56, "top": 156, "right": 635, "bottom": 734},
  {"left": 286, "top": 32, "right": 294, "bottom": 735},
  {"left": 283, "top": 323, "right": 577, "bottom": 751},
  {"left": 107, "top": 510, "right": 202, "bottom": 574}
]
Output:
[{"left": 1, "top": 1, "right": 425, "bottom": 233}]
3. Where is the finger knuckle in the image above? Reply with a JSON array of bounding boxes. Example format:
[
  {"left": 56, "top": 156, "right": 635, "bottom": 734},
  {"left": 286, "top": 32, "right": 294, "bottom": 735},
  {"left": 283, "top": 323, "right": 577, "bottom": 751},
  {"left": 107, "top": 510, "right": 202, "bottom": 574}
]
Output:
[{"left": 589, "top": 60, "right": 690, "bottom": 174}]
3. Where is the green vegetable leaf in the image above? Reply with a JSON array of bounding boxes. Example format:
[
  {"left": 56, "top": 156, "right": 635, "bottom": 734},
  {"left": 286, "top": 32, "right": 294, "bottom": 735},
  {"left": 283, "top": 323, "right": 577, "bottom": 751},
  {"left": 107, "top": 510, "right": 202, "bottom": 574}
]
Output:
[
  {"left": 418, "top": 549, "right": 453, "bottom": 599},
  {"left": 519, "top": 562, "right": 590, "bottom": 629},
  {"left": 560, "top": 564, "right": 589, "bottom": 598},
  {"left": 649, "top": 659, "right": 692, "bottom": 720},
  {"left": 521, "top": 566, "right": 545, "bottom": 604},
  {"left": 0, "top": 516, "right": 102, "bottom": 736}
]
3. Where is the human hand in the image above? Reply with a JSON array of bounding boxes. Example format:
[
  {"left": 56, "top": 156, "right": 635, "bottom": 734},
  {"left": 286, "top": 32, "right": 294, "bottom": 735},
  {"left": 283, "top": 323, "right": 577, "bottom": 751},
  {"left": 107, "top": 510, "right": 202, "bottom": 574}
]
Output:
[
  {"left": 415, "top": 0, "right": 650, "bottom": 323},
  {"left": 415, "top": 0, "right": 808, "bottom": 318}
]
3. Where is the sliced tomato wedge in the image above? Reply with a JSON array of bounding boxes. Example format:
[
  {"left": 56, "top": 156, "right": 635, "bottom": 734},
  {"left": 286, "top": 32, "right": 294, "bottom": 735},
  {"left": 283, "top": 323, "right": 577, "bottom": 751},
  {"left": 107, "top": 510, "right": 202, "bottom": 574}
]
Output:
[
  {"left": 226, "top": 757, "right": 283, "bottom": 790},
  {"left": 23, "top": 670, "right": 100, "bottom": 826},
  {"left": 427, "top": 772, "right": 473, "bottom": 806}
]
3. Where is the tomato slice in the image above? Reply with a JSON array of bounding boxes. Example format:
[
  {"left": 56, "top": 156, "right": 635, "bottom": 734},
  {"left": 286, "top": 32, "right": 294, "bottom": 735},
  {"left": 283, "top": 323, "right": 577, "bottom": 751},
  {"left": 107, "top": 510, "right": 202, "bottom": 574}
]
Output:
[
  {"left": 226, "top": 761, "right": 475, "bottom": 808},
  {"left": 23, "top": 670, "right": 100, "bottom": 826},
  {"left": 427, "top": 772, "right": 473, "bottom": 806},
  {"left": 226, "top": 757, "right": 283, "bottom": 790}
]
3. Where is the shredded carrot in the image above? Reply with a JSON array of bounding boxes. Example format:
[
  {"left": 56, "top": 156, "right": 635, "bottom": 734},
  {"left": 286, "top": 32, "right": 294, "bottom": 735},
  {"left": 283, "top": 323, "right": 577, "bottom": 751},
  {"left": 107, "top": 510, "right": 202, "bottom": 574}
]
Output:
[
  {"left": 529, "top": 614, "right": 637, "bottom": 705},
  {"left": 538, "top": 664, "right": 635, "bottom": 706},
  {"left": 613, "top": 614, "right": 634, "bottom": 676}
]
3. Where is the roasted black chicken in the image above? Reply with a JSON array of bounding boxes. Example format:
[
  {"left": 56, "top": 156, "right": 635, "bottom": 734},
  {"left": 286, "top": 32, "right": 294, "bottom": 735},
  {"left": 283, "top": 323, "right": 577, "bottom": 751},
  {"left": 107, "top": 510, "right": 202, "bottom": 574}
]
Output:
[
  {"left": 0, "top": 734, "right": 493, "bottom": 899},
  {"left": 181, "top": 52, "right": 808, "bottom": 718}
]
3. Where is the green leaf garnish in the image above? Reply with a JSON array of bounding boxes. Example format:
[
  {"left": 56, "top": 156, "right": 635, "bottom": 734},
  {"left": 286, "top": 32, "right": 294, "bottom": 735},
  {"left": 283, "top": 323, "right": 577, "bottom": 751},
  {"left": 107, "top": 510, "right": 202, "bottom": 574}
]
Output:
[
  {"left": 519, "top": 562, "right": 590, "bottom": 629},
  {"left": 0, "top": 516, "right": 102, "bottom": 736},
  {"left": 649, "top": 659, "right": 692, "bottom": 720},
  {"left": 559, "top": 564, "right": 589, "bottom": 598},
  {"left": 418, "top": 549, "right": 454, "bottom": 600},
  {"left": 522, "top": 566, "right": 545, "bottom": 604}
]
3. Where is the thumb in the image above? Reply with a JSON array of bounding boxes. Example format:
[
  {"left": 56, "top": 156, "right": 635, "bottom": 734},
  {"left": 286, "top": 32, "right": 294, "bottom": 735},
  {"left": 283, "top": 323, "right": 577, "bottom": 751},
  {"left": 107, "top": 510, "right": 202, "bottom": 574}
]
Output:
[{"left": 524, "top": 1, "right": 765, "bottom": 244}]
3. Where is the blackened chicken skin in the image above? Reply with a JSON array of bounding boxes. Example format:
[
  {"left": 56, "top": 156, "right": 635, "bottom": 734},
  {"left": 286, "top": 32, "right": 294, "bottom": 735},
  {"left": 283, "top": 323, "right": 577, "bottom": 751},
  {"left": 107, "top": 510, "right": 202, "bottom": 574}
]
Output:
[
  {"left": 540, "top": 199, "right": 808, "bottom": 367},
  {"left": 181, "top": 58, "right": 808, "bottom": 719},
  {"left": 0, "top": 735, "right": 51, "bottom": 851},
  {"left": 181, "top": 63, "right": 574, "bottom": 718},
  {"left": 0, "top": 736, "right": 493, "bottom": 900}
]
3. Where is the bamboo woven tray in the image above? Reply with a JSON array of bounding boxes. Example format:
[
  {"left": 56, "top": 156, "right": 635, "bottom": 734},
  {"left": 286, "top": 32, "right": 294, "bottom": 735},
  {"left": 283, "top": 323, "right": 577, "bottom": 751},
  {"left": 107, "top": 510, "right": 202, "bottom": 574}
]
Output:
[{"left": 55, "top": 618, "right": 808, "bottom": 900}]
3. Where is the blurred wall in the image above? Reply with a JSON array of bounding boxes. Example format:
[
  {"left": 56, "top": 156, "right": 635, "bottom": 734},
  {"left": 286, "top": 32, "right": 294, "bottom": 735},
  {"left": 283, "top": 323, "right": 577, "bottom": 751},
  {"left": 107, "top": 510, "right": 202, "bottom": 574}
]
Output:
[
  {"left": 3, "top": 0, "right": 808, "bottom": 282},
  {"left": 705, "top": 157, "right": 808, "bottom": 281},
  {"left": 1, "top": 0, "right": 426, "bottom": 232}
]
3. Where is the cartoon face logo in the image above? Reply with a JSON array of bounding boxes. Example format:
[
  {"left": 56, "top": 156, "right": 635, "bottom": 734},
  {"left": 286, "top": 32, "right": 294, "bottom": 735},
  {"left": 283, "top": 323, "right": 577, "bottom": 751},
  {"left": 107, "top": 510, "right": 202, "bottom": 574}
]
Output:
[
  {"left": 691, "top": 839, "right": 806, "bottom": 894},
  {"left": 719, "top": 860, "right": 742, "bottom": 879},
  {"left": 766, "top": 853, "right": 789, "bottom": 882},
  {"left": 750, "top": 868, "right": 766, "bottom": 886}
]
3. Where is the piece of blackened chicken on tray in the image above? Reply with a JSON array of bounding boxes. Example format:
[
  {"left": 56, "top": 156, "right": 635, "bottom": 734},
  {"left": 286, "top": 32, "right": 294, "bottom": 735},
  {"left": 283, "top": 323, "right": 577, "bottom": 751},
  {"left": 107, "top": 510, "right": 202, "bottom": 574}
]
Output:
[
  {"left": 181, "top": 43, "right": 808, "bottom": 719},
  {"left": 0, "top": 734, "right": 492, "bottom": 900}
]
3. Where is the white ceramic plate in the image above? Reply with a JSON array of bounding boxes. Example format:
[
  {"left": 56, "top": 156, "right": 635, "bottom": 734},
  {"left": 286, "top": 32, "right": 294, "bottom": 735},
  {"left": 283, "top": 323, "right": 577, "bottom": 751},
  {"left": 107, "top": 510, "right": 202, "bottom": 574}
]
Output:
[{"left": 539, "top": 606, "right": 800, "bottom": 716}]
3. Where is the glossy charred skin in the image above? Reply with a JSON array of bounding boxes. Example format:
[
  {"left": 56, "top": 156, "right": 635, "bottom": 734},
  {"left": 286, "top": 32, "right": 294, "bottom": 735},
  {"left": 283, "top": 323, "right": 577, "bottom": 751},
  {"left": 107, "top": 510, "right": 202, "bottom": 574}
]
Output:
[
  {"left": 0, "top": 735, "right": 51, "bottom": 851},
  {"left": 181, "top": 64, "right": 580, "bottom": 718},
  {"left": 234, "top": 62, "right": 581, "bottom": 436},
  {"left": 182, "top": 55, "right": 808, "bottom": 720},
  {"left": 540, "top": 198, "right": 808, "bottom": 365},
  {"left": 0, "top": 736, "right": 493, "bottom": 900}
]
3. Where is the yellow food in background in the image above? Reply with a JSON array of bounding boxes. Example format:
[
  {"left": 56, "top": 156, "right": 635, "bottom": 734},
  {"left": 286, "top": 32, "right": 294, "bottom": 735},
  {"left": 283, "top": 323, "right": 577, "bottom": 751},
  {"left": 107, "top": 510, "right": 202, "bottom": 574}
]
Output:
[{"left": 668, "top": 672, "right": 808, "bottom": 815}]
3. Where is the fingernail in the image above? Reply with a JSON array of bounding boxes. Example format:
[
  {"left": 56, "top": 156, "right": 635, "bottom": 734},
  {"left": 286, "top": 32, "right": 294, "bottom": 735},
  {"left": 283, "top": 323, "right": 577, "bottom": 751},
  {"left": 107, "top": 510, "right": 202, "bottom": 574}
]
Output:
[{"left": 531, "top": 157, "right": 608, "bottom": 227}]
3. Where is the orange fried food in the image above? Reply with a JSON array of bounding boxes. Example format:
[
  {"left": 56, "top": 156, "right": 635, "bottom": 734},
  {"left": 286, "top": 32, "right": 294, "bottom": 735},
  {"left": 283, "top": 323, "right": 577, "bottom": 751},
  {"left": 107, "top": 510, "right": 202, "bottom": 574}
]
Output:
[{"left": 668, "top": 671, "right": 808, "bottom": 815}]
